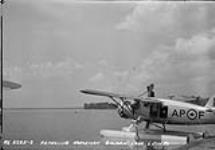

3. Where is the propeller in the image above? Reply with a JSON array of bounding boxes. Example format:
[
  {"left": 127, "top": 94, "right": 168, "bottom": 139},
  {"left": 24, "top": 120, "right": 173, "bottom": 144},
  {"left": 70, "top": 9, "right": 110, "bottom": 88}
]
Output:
[
  {"left": 80, "top": 89, "right": 143, "bottom": 137},
  {"left": 80, "top": 89, "right": 140, "bottom": 120},
  {"left": 115, "top": 97, "right": 142, "bottom": 122},
  {"left": 116, "top": 99, "right": 134, "bottom": 119}
]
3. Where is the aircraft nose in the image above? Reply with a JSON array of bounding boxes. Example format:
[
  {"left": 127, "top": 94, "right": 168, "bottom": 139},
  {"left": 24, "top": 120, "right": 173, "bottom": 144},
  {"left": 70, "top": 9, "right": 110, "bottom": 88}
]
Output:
[{"left": 117, "top": 101, "right": 134, "bottom": 119}]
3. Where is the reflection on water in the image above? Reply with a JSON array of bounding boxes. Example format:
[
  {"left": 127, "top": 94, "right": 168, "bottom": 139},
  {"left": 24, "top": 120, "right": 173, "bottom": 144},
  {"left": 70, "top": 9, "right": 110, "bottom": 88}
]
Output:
[{"left": 2, "top": 109, "right": 215, "bottom": 150}]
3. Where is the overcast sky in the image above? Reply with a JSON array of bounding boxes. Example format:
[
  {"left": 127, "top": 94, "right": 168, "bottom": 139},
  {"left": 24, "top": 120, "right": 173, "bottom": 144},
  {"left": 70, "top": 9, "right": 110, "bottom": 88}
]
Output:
[{"left": 3, "top": 0, "right": 215, "bottom": 108}]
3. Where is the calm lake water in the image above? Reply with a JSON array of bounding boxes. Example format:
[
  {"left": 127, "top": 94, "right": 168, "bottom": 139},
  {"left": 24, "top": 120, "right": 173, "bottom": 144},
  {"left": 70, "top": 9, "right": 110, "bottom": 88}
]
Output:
[{"left": 2, "top": 109, "right": 215, "bottom": 150}]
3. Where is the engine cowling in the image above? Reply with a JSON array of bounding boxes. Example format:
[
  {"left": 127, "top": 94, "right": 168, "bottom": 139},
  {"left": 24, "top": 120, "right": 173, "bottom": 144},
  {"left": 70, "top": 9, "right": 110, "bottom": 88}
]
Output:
[{"left": 117, "top": 101, "right": 134, "bottom": 119}]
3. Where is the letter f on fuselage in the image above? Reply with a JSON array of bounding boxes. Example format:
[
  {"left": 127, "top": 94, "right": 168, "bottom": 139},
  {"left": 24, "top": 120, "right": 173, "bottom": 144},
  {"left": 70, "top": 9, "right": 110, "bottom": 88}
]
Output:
[{"left": 162, "top": 95, "right": 215, "bottom": 125}]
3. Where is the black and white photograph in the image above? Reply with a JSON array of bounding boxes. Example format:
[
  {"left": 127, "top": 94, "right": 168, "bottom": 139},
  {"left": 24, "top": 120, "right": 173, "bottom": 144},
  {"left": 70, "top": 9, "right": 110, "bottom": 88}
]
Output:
[{"left": 1, "top": 0, "right": 215, "bottom": 150}]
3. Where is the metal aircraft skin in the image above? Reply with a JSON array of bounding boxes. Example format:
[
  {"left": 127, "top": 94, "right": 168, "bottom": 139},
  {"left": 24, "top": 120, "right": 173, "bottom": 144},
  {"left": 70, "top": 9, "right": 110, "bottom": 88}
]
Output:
[{"left": 80, "top": 89, "right": 215, "bottom": 130}]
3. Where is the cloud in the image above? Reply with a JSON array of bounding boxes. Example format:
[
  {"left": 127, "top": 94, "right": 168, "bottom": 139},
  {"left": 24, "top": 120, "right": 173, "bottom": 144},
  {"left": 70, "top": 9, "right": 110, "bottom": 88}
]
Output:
[
  {"left": 30, "top": 58, "right": 84, "bottom": 78},
  {"left": 98, "top": 59, "right": 109, "bottom": 67},
  {"left": 90, "top": 28, "right": 215, "bottom": 96},
  {"left": 116, "top": 3, "right": 176, "bottom": 32},
  {"left": 84, "top": 27, "right": 215, "bottom": 95},
  {"left": 113, "top": 70, "right": 129, "bottom": 78},
  {"left": 4, "top": 66, "right": 23, "bottom": 82},
  {"left": 89, "top": 72, "right": 105, "bottom": 83},
  {"left": 130, "top": 29, "right": 215, "bottom": 96},
  {"left": 4, "top": 58, "right": 83, "bottom": 79},
  {"left": 88, "top": 72, "right": 117, "bottom": 91},
  {"left": 175, "top": 33, "right": 215, "bottom": 56},
  {"left": 116, "top": 3, "right": 215, "bottom": 46}
]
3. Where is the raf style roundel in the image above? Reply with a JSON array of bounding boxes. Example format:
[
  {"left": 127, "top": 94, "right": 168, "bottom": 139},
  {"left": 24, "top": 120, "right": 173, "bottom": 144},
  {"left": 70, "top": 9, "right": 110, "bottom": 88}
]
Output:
[{"left": 187, "top": 109, "right": 197, "bottom": 120}]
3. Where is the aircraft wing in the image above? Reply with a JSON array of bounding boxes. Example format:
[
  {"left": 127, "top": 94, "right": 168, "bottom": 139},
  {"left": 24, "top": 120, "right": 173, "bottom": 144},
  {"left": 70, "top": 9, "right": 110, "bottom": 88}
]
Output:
[
  {"left": 3, "top": 80, "right": 22, "bottom": 90},
  {"left": 80, "top": 89, "right": 160, "bottom": 103},
  {"left": 168, "top": 95, "right": 199, "bottom": 102}
]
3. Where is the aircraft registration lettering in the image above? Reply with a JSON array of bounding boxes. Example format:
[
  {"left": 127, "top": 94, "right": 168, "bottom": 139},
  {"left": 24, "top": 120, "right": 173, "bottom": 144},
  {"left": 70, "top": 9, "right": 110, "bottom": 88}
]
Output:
[
  {"left": 180, "top": 109, "right": 186, "bottom": 117},
  {"left": 171, "top": 109, "right": 204, "bottom": 120},
  {"left": 171, "top": 109, "right": 186, "bottom": 117}
]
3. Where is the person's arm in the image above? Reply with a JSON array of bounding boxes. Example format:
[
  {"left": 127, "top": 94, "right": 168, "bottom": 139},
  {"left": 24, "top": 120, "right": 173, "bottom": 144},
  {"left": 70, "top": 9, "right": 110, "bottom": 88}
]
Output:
[{"left": 138, "top": 91, "right": 147, "bottom": 97}]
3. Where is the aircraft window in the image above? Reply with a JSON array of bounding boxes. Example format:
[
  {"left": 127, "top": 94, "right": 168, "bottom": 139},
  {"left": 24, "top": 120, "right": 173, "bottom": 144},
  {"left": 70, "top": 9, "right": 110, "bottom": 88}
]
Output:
[{"left": 160, "top": 106, "right": 168, "bottom": 118}]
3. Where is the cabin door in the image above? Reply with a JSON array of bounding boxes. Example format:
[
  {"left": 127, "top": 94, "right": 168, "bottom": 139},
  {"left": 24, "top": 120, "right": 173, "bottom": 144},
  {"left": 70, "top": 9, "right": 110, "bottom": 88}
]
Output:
[{"left": 150, "top": 103, "right": 168, "bottom": 119}]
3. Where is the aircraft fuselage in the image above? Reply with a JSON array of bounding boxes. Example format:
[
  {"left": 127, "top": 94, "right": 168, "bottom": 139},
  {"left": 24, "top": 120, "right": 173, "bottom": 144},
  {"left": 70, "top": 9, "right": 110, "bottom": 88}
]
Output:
[{"left": 137, "top": 98, "right": 215, "bottom": 125}]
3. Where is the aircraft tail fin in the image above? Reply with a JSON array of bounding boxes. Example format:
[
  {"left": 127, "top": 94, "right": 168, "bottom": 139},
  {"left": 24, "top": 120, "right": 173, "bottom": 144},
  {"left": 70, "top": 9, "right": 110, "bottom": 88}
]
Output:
[{"left": 205, "top": 95, "right": 215, "bottom": 108}]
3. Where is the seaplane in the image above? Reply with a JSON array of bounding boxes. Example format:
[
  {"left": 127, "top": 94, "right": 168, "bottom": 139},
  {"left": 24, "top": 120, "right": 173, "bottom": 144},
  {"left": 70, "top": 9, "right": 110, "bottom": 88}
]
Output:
[{"left": 80, "top": 88, "right": 215, "bottom": 145}]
